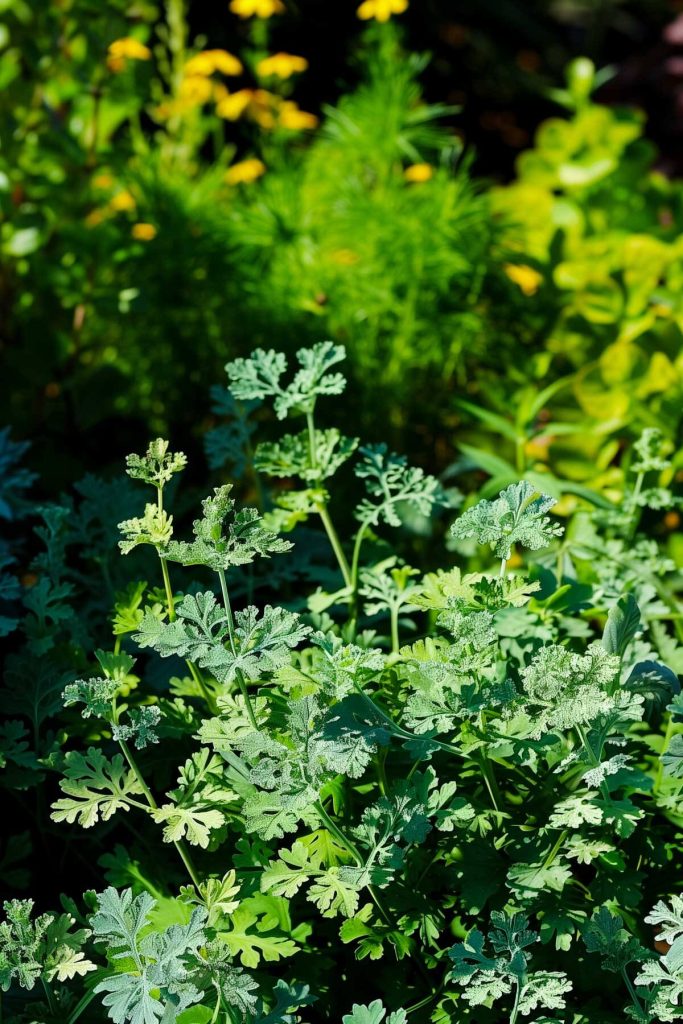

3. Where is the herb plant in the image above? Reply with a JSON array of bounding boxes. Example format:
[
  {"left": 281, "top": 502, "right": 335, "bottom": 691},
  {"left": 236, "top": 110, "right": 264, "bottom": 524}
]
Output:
[{"left": 1, "top": 346, "right": 683, "bottom": 1024}]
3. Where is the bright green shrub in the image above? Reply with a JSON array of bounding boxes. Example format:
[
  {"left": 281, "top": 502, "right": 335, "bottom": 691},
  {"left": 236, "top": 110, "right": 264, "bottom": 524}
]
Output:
[{"left": 2, "top": 346, "right": 683, "bottom": 1023}]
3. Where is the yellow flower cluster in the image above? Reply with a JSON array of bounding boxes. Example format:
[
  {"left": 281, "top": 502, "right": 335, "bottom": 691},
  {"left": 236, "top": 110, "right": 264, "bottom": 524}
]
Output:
[
  {"left": 154, "top": 49, "right": 243, "bottom": 119},
  {"left": 184, "top": 49, "right": 243, "bottom": 77},
  {"left": 357, "top": 0, "right": 408, "bottom": 22},
  {"left": 229, "top": 0, "right": 284, "bottom": 17},
  {"left": 107, "top": 37, "right": 152, "bottom": 73},
  {"left": 131, "top": 222, "right": 157, "bottom": 241},
  {"left": 216, "top": 89, "right": 317, "bottom": 131},
  {"left": 225, "top": 158, "right": 267, "bottom": 185},
  {"left": 504, "top": 264, "right": 543, "bottom": 296},
  {"left": 404, "top": 163, "right": 433, "bottom": 183},
  {"left": 256, "top": 52, "right": 308, "bottom": 79}
]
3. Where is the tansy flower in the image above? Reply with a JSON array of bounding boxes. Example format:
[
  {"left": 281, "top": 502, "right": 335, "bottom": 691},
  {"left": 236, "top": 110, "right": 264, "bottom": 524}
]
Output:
[
  {"left": 256, "top": 52, "right": 308, "bottom": 79},
  {"left": 92, "top": 173, "right": 114, "bottom": 190},
  {"left": 107, "top": 37, "right": 151, "bottom": 72},
  {"left": 404, "top": 163, "right": 433, "bottom": 183},
  {"left": 183, "top": 49, "right": 243, "bottom": 77},
  {"left": 225, "top": 158, "right": 267, "bottom": 185},
  {"left": 357, "top": 0, "right": 408, "bottom": 22},
  {"left": 278, "top": 101, "right": 318, "bottom": 130},
  {"left": 178, "top": 75, "right": 214, "bottom": 107},
  {"left": 504, "top": 263, "right": 543, "bottom": 296},
  {"left": 216, "top": 89, "right": 277, "bottom": 128},
  {"left": 85, "top": 209, "right": 108, "bottom": 228},
  {"left": 109, "top": 190, "right": 136, "bottom": 213},
  {"left": 229, "top": 0, "right": 285, "bottom": 18},
  {"left": 132, "top": 222, "right": 157, "bottom": 241}
]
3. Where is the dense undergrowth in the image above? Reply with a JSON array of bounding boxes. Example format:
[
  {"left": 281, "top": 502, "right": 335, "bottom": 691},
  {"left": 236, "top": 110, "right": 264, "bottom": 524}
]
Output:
[{"left": 2, "top": 344, "right": 683, "bottom": 1023}]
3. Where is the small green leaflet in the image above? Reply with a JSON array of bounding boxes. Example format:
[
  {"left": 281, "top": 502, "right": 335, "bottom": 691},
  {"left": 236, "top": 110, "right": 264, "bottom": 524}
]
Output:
[
  {"left": 164, "top": 485, "right": 292, "bottom": 571},
  {"left": 255, "top": 428, "right": 358, "bottom": 483},
  {"left": 355, "top": 445, "right": 449, "bottom": 528},
  {"left": 51, "top": 749, "right": 143, "bottom": 829},
  {"left": 451, "top": 481, "right": 563, "bottom": 560},
  {"left": 125, "top": 439, "right": 187, "bottom": 489},
  {"left": 226, "top": 342, "right": 346, "bottom": 419},
  {"left": 342, "top": 1000, "right": 407, "bottom": 1024}
]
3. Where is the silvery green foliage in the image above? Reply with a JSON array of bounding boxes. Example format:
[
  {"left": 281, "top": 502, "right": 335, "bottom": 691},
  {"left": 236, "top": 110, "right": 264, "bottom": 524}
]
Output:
[
  {"left": 164, "top": 485, "right": 291, "bottom": 571},
  {"left": 135, "top": 594, "right": 310, "bottom": 684},
  {"left": 118, "top": 505, "right": 174, "bottom": 555},
  {"left": 342, "top": 1001, "right": 407, "bottom": 1024},
  {"left": 520, "top": 642, "right": 624, "bottom": 736},
  {"left": 449, "top": 912, "right": 572, "bottom": 1014},
  {"left": 90, "top": 886, "right": 262, "bottom": 1023},
  {"left": 226, "top": 342, "right": 346, "bottom": 419},
  {"left": 125, "top": 439, "right": 187, "bottom": 490},
  {"left": 631, "top": 428, "right": 671, "bottom": 475},
  {"left": 451, "top": 481, "right": 563, "bottom": 561},
  {"left": 354, "top": 444, "right": 450, "bottom": 528},
  {"left": 0, "top": 898, "right": 94, "bottom": 991},
  {"left": 255, "top": 428, "right": 358, "bottom": 483}
]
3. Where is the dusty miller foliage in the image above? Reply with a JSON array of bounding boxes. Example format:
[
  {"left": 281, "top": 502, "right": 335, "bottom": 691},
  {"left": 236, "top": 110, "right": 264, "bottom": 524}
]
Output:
[{"left": 1, "top": 346, "right": 683, "bottom": 1024}]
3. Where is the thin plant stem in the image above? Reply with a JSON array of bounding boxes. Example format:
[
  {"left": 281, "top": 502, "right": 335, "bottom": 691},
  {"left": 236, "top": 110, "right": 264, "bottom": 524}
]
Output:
[
  {"left": 543, "top": 829, "right": 568, "bottom": 870},
  {"left": 509, "top": 979, "right": 523, "bottom": 1024},
  {"left": 217, "top": 568, "right": 259, "bottom": 730},
  {"left": 622, "top": 968, "right": 644, "bottom": 1016},
  {"left": 654, "top": 714, "right": 675, "bottom": 795},
  {"left": 118, "top": 736, "right": 201, "bottom": 888},
  {"left": 390, "top": 603, "right": 400, "bottom": 655},
  {"left": 305, "top": 410, "right": 352, "bottom": 587},
  {"left": 156, "top": 489, "right": 217, "bottom": 712}
]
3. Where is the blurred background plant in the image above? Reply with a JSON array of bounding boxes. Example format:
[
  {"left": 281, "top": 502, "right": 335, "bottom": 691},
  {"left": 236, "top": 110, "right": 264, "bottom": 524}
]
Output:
[{"left": 1, "top": 0, "right": 682, "bottom": 514}]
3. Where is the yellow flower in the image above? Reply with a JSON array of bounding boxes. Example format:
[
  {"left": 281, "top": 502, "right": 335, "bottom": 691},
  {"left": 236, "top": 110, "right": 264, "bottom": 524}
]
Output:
[
  {"left": 278, "top": 101, "right": 318, "bottom": 131},
  {"left": 357, "top": 0, "right": 408, "bottom": 22},
  {"left": 107, "top": 37, "right": 151, "bottom": 72},
  {"left": 132, "top": 222, "right": 157, "bottom": 241},
  {"left": 229, "top": 0, "right": 285, "bottom": 17},
  {"left": 404, "top": 163, "right": 433, "bottom": 183},
  {"left": 85, "top": 209, "right": 108, "bottom": 228},
  {"left": 256, "top": 52, "right": 308, "bottom": 79},
  {"left": 504, "top": 263, "right": 543, "bottom": 296},
  {"left": 92, "top": 173, "right": 114, "bottom": 190},
  {"left": 184, "top": 49, "right": 243, "bottom": 77},
  {"left": 225, "top": 158, "right": 267, "bottom": 185},
  {"left": 216, "top": 89, "right": 277, "bottom": 128},
  {"left": 178, "top": 75, "right": 214, "bottom": 106},
  {"left": 109, "top": 190, "right": 136, "bottom": 213}
]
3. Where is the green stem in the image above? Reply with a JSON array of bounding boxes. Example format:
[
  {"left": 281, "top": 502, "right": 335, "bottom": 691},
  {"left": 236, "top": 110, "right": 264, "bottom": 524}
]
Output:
[
  {"left": 628, "top": 471, "right": 644, "bottom": 540},
  {"left": 316, "top": 501, "right": 352, "bottom": 589},
  {"left": 390, "top": 603, "right": 400, "bottom": 655},
  {"left": 217, "top": 568, "right": 259, "bottom": 730},
  {"left": 66, "top": 989, "right": 98, "bottom": 1024},
  {"left": 499, "top": 557, "right": 507, "bottom": 577},
  {"left": 41, "top": 978, "right": 56, "bottom": 1015},
  {"left": 158, "top": 550, "right": 217, "bottom": 712},
  {"left": 118, "top": 737, "right": 201, "bottom": 888},
  {"left": 348, "top": 521, "right": 370, "bottom": 634},
  {"left": 543, "top": 829, "right": 568, "bottom": 869},
  {"left": 575, "top": 723, "right": 611, "bottom": 803},
  {"left": 314, "top": 800, "right": 363, "bottom": 864},
  {"left": 305, "top": 410, "right": 352, "bottom": 588},
  {"left": 622, "top": 967, "right": 644, "bottom": 1016},
  {"left": 654, "top": 714, "right": 675, "bottom": 795},
  {"left": 509, "top": 979, "right": 523, "bottom": 1024}
]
